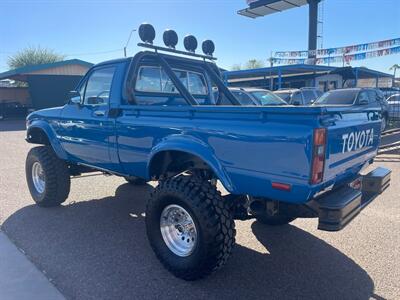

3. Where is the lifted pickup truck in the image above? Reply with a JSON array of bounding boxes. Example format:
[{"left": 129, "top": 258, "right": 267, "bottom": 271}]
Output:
[{"left": 25, "top": 24, "right": 391, "bottom": 281}]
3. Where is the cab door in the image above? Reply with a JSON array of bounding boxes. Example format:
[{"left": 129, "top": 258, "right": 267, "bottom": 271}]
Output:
[{"left": 59, "top": 66, "right": 116, "bottom": 169}]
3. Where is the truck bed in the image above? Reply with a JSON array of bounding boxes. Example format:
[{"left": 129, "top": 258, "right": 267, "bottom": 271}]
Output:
[{"left": 114, "top": 104, "right": 382, "bottom": 203}]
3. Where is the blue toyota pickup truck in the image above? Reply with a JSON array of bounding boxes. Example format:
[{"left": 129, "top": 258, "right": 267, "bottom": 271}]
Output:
[{"left": 25, "top": 24, "right": 391, "bottom": 280}]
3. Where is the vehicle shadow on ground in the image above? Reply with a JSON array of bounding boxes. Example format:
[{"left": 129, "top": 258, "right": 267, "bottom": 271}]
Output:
[
  {"left": 0, "top": 119, "right": 26, "bottom": 132},
  {"left": 2, "top": 183, "right": 374, "bottom": 300}
]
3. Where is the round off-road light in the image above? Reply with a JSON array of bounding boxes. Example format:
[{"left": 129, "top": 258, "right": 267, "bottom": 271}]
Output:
[
  {"left": 183, "top": 35, "right": 198, "bottom": 52},
  {"left": 163, "top": 29, "right": 178, "bottom": 49},
  {"left": 138, "top": 23, "right": 155, "bottom": 44},
  {"left": 202, "top": 40, "right": 215, "bottom": 56}
]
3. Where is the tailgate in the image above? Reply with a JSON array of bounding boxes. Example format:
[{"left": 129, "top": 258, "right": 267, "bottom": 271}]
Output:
[{"left": 322, "top": 108, "right": 381, "bottom": 182}]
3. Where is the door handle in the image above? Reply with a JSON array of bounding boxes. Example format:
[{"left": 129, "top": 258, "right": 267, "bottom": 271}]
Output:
[{"left": 93, "top": 110, "right": 106, "bottom": 117}]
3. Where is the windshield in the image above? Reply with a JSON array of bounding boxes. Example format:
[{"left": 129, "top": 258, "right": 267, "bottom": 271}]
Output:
[
  {"left": 231, "top": 91, "right": 256, "bottom": 105},
  {"left": 388, "top": 94, "right": 400, "bottom": 103},
  {"left": 250, "top": 91, "right": 287, "bottom": 106},
  {"left": 314, "top": 89, "right": 358, "bottom": 105},
  {"left": 273, "top": 92, "right": 291, "bottom": 103}
]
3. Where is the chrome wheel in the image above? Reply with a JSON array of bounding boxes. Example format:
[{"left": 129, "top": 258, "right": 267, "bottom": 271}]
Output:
[
  {"left": 32, "top": 161, "right": 45, "bottom": 194},
  {"left": 160, "top": 204, "right": 198, "bottom": 257}
]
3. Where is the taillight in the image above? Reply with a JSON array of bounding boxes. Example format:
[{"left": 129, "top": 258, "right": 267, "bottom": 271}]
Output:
[{"left": 310, "top": 128, "right": 327, "bottom": 184}]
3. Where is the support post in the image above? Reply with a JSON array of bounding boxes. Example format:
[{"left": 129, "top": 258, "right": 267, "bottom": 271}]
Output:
[
  {"left": 278, "top": 67, "right": 282, "bottom": 89},
  {"left": 355, "top": 68, "right": 359, "bottom": 87},
  {"left": 307, "top": 0, "right": 320, "bottom": 64}
]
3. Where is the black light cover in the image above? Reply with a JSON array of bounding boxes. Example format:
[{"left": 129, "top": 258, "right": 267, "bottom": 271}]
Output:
[
  {"left": 163, "top": 29, "right": 178, "bottom": 48},
  {"left": 138, "top": 23, "right": 155, "bottom": 44},
  {"left": 183, "top": 35, "right": 198, "bottom": 52},
  {"left": 202, "top": 40, "right": 215, "bottom": 56}
]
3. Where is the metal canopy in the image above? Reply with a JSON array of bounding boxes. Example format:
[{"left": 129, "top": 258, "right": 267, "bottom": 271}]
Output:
[{"left": 238, "top": 0, "right": 308, "bottom": 18}]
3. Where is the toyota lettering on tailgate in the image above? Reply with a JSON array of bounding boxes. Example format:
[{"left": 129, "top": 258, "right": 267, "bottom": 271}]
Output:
[{"left": 342, "top": 129, "right": 374, "bottom": 153}]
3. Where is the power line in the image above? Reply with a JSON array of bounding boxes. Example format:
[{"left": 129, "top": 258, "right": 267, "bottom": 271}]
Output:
[
  {"left": 64, "top": 48, "right": 124, "bottom": 57},
  {"left": 0, "top": 48, "right": 124, "bottom": 57}
]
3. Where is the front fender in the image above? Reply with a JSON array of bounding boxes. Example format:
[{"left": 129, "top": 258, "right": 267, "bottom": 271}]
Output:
[
  {"left": 27, "top": 120, "right": 68, "bottom": 160},
  {"left": 148, "top": 135, "right": 235, "bottom": 192}
]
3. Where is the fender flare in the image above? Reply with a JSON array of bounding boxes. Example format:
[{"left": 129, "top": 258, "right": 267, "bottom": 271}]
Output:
[
  {"left": 27, "top": 120, "right": 68, "bottom": 160},
  {"left": 148, "top": 135, "right": 235, "bottom": 192}
]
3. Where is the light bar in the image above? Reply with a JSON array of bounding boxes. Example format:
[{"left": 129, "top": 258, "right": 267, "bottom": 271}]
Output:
[{"left": 137, "top": 23, "right": 217, "bottom": 60}]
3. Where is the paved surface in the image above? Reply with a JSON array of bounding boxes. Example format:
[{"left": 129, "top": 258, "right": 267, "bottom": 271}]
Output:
[
  {"left": 0, "top": 232, "right": 64, "bottom": 300},
  {"left": 0, "top": 120, "right": 399, "bottom": 300}
]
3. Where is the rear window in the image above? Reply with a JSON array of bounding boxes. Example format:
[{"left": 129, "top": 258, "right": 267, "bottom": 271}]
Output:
[
  {"left": 314, "top": 90, "right": 358, "bottom": 105},
  {"left": 135, "top": 66, "right": 208, "bottom": 96}
]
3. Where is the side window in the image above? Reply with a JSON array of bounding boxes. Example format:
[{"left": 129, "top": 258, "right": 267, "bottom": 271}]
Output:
[
  {"left": 291, "top": 92, "right": 303, "bottom": 105},
  {"left": 84, "top": 67, "right": 115, "bottom": 106}
]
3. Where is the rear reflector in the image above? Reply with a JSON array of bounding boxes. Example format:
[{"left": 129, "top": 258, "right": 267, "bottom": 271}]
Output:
[
  {"left": 272, "top": 182, "right": 291, "bottom": 191},
  {"left": 311, "top": 128, "right": 327, "bottom": 184}
]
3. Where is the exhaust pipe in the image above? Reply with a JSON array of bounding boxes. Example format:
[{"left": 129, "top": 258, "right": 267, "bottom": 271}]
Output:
[{"left": 249, "top": 198, "right": 266, "bottom": 215}]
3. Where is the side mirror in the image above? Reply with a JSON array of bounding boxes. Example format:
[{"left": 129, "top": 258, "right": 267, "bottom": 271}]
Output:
[
  {"left": 68, "top": 91, "right": 81, "bottom": 105},
  {"left": 358, "top": 98, "right": 368, "bottom": 105},
  {"left": 86, "top": 97, "right": 105, "bottom": 105}
]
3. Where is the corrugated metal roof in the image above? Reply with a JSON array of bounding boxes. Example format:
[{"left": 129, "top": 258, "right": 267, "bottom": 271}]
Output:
[
  {"left": 224, "top": 64, "right": 336, "bottom": 79},
  {"left": 0, "top": 59, "right": 93, "bottom": 80},
  {"left": 224, "top": 65, "right": 393, "bottom": 83}
]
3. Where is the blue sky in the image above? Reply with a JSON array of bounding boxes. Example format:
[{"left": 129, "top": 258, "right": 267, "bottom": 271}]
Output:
[{"left": 0, "top": 0, "right": 399, "bottom": 74}]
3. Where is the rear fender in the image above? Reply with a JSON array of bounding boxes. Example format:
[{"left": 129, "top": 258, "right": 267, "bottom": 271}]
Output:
[
  {"left": 27, "top": 120, "right": 68, "bottom": 160},
  {"left": 148, "top": 135, "right": 235, "bottom": 192}
]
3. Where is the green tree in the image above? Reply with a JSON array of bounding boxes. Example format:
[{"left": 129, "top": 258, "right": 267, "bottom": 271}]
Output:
[
  {"left": 7, "top": 46, "right": 65, "bottom": 70},
  {"left": 389, "top": 64, "right": 400, "bottom": 78},
  {"left": 245, "top": 59, "right": 265, "bottom": 69},
  {"left": 231, "top": 64, "right": 242, "bottom": 71}
]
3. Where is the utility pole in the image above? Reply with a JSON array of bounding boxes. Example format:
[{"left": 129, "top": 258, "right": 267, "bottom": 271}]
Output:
[
  {"left": 307, "top": 0, "right": 321, "bottom": 64},
  {"left": 269, "top": 51, "right": 274, "bottom": 90},
  {"left": 124, "top": 28, "right": 137, "bottom": 57}
]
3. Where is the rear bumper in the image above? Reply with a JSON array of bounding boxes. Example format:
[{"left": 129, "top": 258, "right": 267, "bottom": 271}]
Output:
[{"left": 311, "top": 167, "right": 391, "bottom": 231}]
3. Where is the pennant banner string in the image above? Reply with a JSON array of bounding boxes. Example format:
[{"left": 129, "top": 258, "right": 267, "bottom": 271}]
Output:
[
  {"left": 272, "top": 46, "right": 400, "bottom": 65},
  {"left": 274, "top": 38, "right": 400, "bottom": 58}
]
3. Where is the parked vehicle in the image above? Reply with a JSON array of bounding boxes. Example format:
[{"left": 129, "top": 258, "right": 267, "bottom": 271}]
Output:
[
  {"left": 313, "top": 88, "right": 390, "bottom": 131},
  {"left": 380, "top": 87, "right": 400, "bottom": 100},
  {"left": 0, "top": 101, "right": 28, "bottom": 120},
  {"left": 386, "top": 94, "right": 400, "bottom": 120},
  {"left": 24, "top": 24, "right": 390, "bottom": 281},
  {"left": 228, "top": 87, "right": 287, "bottom": 106},
  {"left": 273, "top": 87, "right": 323, "bottom": 105}
]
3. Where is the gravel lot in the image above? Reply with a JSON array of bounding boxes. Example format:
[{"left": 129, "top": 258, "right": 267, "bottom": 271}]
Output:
[{"left": 1, "top": 120, "right": 399, "bottom": 300}]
